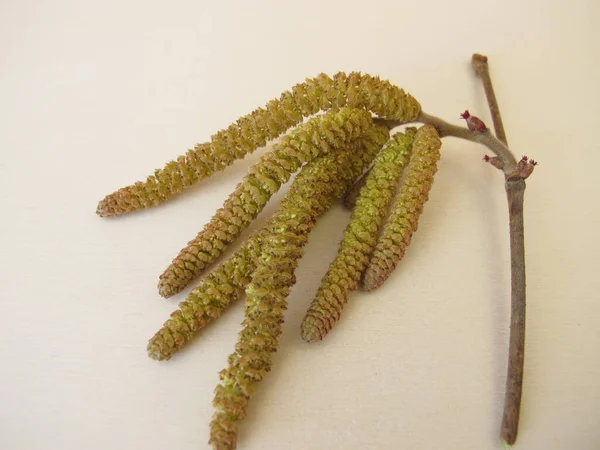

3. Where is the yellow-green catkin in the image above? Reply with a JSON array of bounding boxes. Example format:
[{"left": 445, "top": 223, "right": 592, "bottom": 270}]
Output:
[
  {"left": 147, "top": 239, "right": 259, "bottom": 361},
  {"left": 362, "top": 124, "right": 442, "bottom": 291},
  {"left": 147, "top": 124, "right": 389, "bottom": 362},
  {"left": 300, "top": 131, "right": 416, "bottom": 343},
  {"left": 96, "top": 72, "right": 420, "bottom": 217},
  {"left": 209, "top": 128, "right": 387, "bottom": 450},
  {"left": 158, "top": 107, "right": 376, "bottom": 298},
  {"left": 342, "top": 164, "right": 371, "bottom": 210}
]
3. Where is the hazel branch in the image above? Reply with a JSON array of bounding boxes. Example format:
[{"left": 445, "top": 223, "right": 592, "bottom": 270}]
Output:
[
  {"left": 472, "top": 54, "right": 508, "bottom": 145},
  {"left": 471, "top": 53, "right": 527, "bottom": 447},
  {"left": 416, "top": 111, "right": 518, "bottom": 173},
  {"left": 384, "top": 54, "right": 533, "bottom": 446},
  {"left": 501, "top": 177, "right": 527, "bottom": 446}
]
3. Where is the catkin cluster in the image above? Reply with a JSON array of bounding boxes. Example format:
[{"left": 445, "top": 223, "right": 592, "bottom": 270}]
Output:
[
  {"left": 301, "top": 130, "right": 416, "bottom": 342},
  {"left": 158, "top": 107, "right": 378, "bottom": 298},
  {"left": 302, "top": 125, "right": 441, "bottom": 342},
  {"left": 147, "top": 121, "right": 388, "bottom": 362},
  {"left": 209, "top": 128, "right": 388, "bottom": 449},
  {"left": 147, "top": 239, "right": 259, "bottom": 361},
  {"left": 97, "top": 72, "right": 444, "bottom": 450},
  {"left": 362, "top": 125, "right": 441, "bottom": 290}
]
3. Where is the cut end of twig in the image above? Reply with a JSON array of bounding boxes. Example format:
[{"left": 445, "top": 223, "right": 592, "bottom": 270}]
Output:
[
  {"left": 502, "top": 427, "right": 518, "bottom": 447},
  {"left": 471, "top": 53, "right": 489, "bottom": 75},
  {"left": 501, "top": 439, "right": 512, "bottom": 449}
]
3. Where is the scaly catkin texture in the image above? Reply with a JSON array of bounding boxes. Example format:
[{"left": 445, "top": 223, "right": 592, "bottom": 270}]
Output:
[
  {"left": 300, "top": 130, "right": 416, "bottom": 343},
  {"left": 342, "top": 164, "right": 372, "bottom": 210},
  {"left": 96, "top": 72, "right": 420, "bottom": 217},
  {"left": 147, "top": 124, "right": 389, "bottom": 361},
  {"left": 208, "top": 130, "right": 387, "bottom": 450},
  {"left": 158, "top": 107, "right": 375, "bottom": 298},
  {"left": 362, "top": 125, "right": 441, "bottom": 291},
  {"left": 209, "top": 221, "right": 304, "bottom": 450},
  {"left": 147, "top": 239, "right": 259, "bottom": 361}
]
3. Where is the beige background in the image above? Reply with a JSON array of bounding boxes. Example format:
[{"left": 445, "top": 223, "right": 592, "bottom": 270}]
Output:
[{"left": 1, "top": 1, "right": 599, "bottom": 449}]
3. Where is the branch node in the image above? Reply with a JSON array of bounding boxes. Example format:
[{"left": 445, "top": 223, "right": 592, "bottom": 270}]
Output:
[{"left": 509, "top": 155, "right": 538, "bottom": 179}]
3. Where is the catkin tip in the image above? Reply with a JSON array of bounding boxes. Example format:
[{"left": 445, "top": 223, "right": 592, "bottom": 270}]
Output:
[
  {"left": 146, "top": 341, "right": 170, "bottom": 361},
  {"left": 157, "top": 279, "right": 178, "bottom": 298},
  {"left": 210, "top": 414, "right": 238, "bottom": 450},
  {"left": 300, "top": 329, "right": 321, "bottom": 343},
  {"left": 300, "top": 316, "right": 326, "bottom": 343},
  {"left": 96, "top": 198, "right": 112, "bottom": 217}
]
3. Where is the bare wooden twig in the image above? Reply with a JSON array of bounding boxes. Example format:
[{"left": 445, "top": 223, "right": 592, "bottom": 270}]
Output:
[
  {"left": 471, "top": 54, "right": 527, "bottom": 447},
  {"left": 472, "top": 54, "right": 508, "bottom": 146}
]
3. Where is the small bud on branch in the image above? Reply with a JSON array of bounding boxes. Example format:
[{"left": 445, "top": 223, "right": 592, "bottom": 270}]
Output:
[
  {"left": 511, "top": 156, "right": 538, "bottom": 179},
  {"left": 460, "top": 110, "right": 487, "bottom": 133},
  {"left": 483, "top": 154, "right": 505, "bottom": 170}
]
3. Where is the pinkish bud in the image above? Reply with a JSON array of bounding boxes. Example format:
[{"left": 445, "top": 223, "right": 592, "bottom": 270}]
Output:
[
  {"left": 516, "top": 156, "right": 531, "bottom": 174},
  {"left": 483, "top": 154, "right": 504, "bottom": 170},
  {"left": 520, "top": 164, "right": 534, "bottom": 178},
  {"left": 511, "top": 156, "right": 538, "bottom": 179},
  {"left": 460, "top": 110, "right": 487, "bottom": 133},
  {"left": 520, "top": 158, "right": 538, "bottom": 178}
]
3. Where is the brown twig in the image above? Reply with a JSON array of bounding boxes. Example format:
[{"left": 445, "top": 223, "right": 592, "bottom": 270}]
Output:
[
  {"left": 501, "top": 177, "right": 526, "bottom": 446},
  {"left": 472, "top": 54, "right": 508, "bottom": 146},
  {"left": 345, "top": 61, "right": 528, "bottom": 444},
  {"left": 416, "top": 112, "right": 517, "bottom": 173},
  {"left": 415, "top": 111, "right": 529, "bottom": 445},
  {"left": 395, "top": 54, "right": 529, "bottom": 446},
  {"left": 471, "top": 54, "right": 527, "bottom": 447}
]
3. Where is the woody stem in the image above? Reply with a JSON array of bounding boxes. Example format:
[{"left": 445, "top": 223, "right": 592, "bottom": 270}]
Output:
[
  {"left": 380, "top": 53, "right": 529, "bottom": 446},
  {"left": 472, "top": 54, "right": 508, "bottom": 146},
  {"left": 471, "top": 54, "right": 527, "bottom": 447}
]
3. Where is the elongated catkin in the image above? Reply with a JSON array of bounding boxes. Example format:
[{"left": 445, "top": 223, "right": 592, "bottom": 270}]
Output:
[
  {"left": 301, "top": 130, "right": 416, "bottom": 342},
  {"left": 148, "top": 123, "right": 389, "bottom": 361},
  {"left": 209, "top": 128, "right": 388, "bottom": 450},
  {"left": 158, "top": 107, "right": 377, "bottom": 298},
  {"left": 97, "top": 72, "right": 420, "bottom": 217},
  {"left": 362, "top": 124, "right": 441, "bottom": 291}
]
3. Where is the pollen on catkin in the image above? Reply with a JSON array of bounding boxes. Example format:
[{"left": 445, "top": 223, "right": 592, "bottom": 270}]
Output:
[
  {"left": 147, "top": 239, "right": 260, "bottom": 361},
  {"left": 209, "top": 129, "right": 388, "bottom": 450},
  {"left": 342, "top": 164, "right": 371, "bottom": 210},
  {"left": 157, "top": 107, "right": 377, "bottom": 298},
  {"left": 148, "top": 123, "right": 389, "bottom": 362},
  {"left": 362, "top": 124, "right": 441, "bottom": 291},
  {"left": 300, "top": 130, "right": 416, "bottom": 343},
  {"left": 96, "top": 72, "right": 420, "bottom": 217}
]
